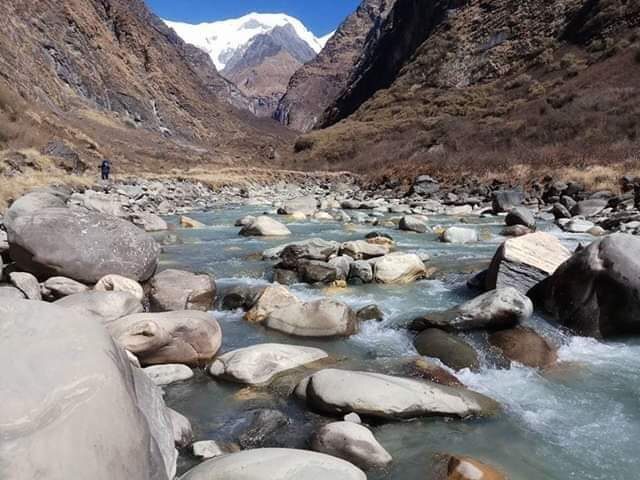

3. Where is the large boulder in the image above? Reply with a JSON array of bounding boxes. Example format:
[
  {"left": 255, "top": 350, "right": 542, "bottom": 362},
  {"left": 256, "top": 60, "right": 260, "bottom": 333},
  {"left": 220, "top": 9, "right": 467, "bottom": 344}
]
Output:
[
  {"left": 6, "top": 207, "right": 160, "bottom": 283},
  {"left": 209, "top": 343, "right": 328, "bottom": 386},
  {"left": 571, "top": 199, "right": 607, "bottom": 217},
  {"left": 412, "top": 288, "right": 533, "bottom": 332},
  {"left": 283, "top": 196, "right": 318, "bottom": 215},
  {"left": 180, "top": 448, "right": 366, "bottom": 480},
  {"left": 245, "top": 285, "right": 358, "bottom": 337},
  {"left": 546, "top": 233, "right": 640, "bottom": 337},
  {"left": 349, "top": 260, "right": 374, "bottom": 284},
  {"left": 505, "top": 207, "right": 536, "bottom": 229},
  {"left": 492, "top": 190, "right": 524, "bottom": 213},
  {"left": 413, "top": 329, "right": 480, "bottom": 371},
  {"left": 489, "top": 327, "right": 557, "bottom": 368},
  {"left": 149, "top": 269, "right": 216, "bottom": 312},
  {"left": 131, "top": 213, "right": 168, "bottom": 232},
  {"left": 440, "top": 227, "right": 478, "bottom": 244},
  {"left": 371, "top": 253, "right": 427, "bottom": 284},
  {"left": 55, "top": 291, "right": 143, "bottom": 323},
  {"left": 485, "top": 232, "right": 571, "bottom": 295},
  {"left": 4, "top": 191, "right": 66, "bottom": 227},
  {"left": 312, "top": 421, "right": 392, "bottom": 471},
  {"left": 0, "top": 300, "right": 176, "bottom": 480},
  {"left": 434, "top": 454, "right": 507, "bottom": 480},
  {"left": 299, "top": 369, "right": 498, "bottom": 420},
  {"left": 108, "top": 311, "right": 222, "bottom": 366},
  {"left": 298, "top": 260, "right": 338, "bottom": 284},
  {"left": 240, "top": 216, "right": 291, "bottom": 236},
  {"left": 264, "top": 238, "right": 340, "bottom": 261},
  {"left": 399, "top": 215, "right": 429, "bottom": 233}
]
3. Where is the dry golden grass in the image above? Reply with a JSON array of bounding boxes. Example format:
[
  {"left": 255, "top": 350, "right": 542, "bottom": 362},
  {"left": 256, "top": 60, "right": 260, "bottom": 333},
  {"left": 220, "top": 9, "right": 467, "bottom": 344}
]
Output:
[{"left": 0, "top": 149, "right": 93, "bottom": 210}]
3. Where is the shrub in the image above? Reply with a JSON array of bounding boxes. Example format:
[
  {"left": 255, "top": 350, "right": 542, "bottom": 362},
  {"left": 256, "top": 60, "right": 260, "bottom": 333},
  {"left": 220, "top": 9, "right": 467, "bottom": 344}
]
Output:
[{"left": 293, "top": 136, "right": 315, "bottom": 153}]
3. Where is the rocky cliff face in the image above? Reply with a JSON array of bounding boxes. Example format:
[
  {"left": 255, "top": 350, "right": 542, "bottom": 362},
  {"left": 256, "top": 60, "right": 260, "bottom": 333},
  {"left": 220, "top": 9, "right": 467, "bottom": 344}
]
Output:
[
  {"left": 274, "top": 0, "right": 397, "bottom": 133},
  {"left": 0, "top": 0, "right": 291, "bottom": 173},
  {"left": 294, "top": 0, "right": 640, "bottom": 178},
  {"left": 223, "top": 25, "right": 318, "bottom": 117}
]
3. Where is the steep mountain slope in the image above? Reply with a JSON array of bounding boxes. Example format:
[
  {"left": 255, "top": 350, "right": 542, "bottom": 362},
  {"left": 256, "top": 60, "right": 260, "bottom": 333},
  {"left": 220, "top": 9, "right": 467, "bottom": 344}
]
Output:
[
  {"left": 0, "top": 0, "right": 291, "bottom": 175},
  {"left": 294, "top": 0, "right": 640, "bottom": 180},
  {"left": 166, "top": 13, "right": 329, "bottom": 117},
  {"left": 275, "top": 0, "right": 397, "bottom": 132}
]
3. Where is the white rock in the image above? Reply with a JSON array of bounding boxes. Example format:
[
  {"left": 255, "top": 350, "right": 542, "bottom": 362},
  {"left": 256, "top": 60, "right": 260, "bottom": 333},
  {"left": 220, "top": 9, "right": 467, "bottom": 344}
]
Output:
[
  {"left": 144, "top": 364, "right": 194, "bottom": 385},
  {"left": 209, "top": 343, "right": 327, "bottom": 385},
  {"left": 95, "top": 274, "right": 145, "bottom": 302},
  {"left": 370, "top": 253, "right": 427, "bottom": 284},
  {"left": 441, "top": 227, "right": 478, "bottom": 244}
]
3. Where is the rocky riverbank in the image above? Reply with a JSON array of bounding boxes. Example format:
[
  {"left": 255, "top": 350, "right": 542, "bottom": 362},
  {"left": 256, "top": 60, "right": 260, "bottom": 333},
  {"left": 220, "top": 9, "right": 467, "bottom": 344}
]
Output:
[{"left": 2, "top": 172, "right": 640, "bottom": 479}]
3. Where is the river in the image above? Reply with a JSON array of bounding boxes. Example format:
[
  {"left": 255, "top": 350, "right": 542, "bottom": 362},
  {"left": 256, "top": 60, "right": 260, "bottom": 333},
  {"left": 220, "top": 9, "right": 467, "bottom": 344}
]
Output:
[{"left": 158, "top": 205, "right": 640, "bottom": 480}]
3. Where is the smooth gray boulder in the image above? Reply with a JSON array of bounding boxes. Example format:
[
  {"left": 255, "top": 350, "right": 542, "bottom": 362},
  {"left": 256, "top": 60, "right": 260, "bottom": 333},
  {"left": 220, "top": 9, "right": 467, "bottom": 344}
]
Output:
[
  {"left": 209, "top": 343, "right": 328, "bottom": 386},
  {"left": 571, "top": 199, "right": 607, "bottom": 217},
  {"left": 42, "top": 276, "right": 89, "bottom": 299},
  {"left": 131, "top": 213, "right": 168, "bottom": 232},
  {"left": 144, "top": 364, "right": 195, "bottom": 386},
  {"left": 489, "top": 327, "right": 557, "bottom": 368},
  {"left": 411, "top": 287, "right": 533, "bottom": 332},
  {"left": 349, "top": 260, "right": 373, "bottom": 284},
  {"left": 264, "top": 238, "right": 340, "bottom": 262},
  {"left": 413, "top": 329, "right": 480, "bottom": 371},
  {"left": 440, "top": 227, "right": 478, "bottom": 244},
  {"left": 245, "top": 285, "right": 358, "bottom": 337},
  {"left": 240, "top": 216, "right": 291, "bottom": 236},
  {"left": 399, "top": 215, "right": 429, "bottom": 233},
  {"left": 546, "top": 233, "right": 640, "bottom": 337},
  {"left": 492, "top": 190, "right": 524, "bottom": 213},
  {"left": 505, "top": 207, "right": 536, "bottom": 229},
  {"left": 55, "top": 291, "right": 143, "bottom": 323},
  {"left": 300, "top": 369, "right": 497, "bottom": 420},
  {"left": 329, "top": 256, "right": 353, "bottom": 281},
  {"left": 108, "top": 311, "right": 222, "bottom": 366},
  {"left": 562, "top": 218, "right": 595, "bottom": 233},
  {"left": 9, "top": 271, "right": 41, "bottom": 300},
  {"left": 7, "top": 207, "right": 160, "bottom": 283},
  {"left": 486, "top": 232, "right": 571, "bottom": 295},
  {"left": 298, "top": 260, "right": 338, "bottom": 284},
  {"left": 180, "top": 448, "right": 366, "bottom": 480},
  {"left": 312, "top": 421, "right": 392, "bottom": 470},
  {"left": 0, "top": 300, "right": 175, "bottom": 480},
  {"left": 149, "top": 269, "right": 216, "bottom": 312},
  {"left": 4, "top": 191, "right": 66, "bottom": 227},
  {"left": 95, "top": 274, "right": 145, "bottom": 302},
  {"left": 283, "top": 195, "right": 318, "bottom": 215}
]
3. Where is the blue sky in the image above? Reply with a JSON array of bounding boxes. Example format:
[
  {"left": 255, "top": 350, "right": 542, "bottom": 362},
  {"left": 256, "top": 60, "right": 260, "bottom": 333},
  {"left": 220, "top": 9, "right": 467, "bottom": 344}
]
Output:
[{"left": 146, "top": 0, "right": 361, "bottom": 36}]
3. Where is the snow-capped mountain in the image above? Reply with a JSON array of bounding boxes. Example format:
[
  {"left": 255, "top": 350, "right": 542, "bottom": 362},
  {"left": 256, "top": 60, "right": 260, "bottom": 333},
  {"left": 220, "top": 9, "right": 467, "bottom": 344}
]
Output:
[
  {"left": 164, "top": 13, "right": 331, "bottom": 71},
  {"left": 164, "top": 12, "right": 335, "bottom": 118}
]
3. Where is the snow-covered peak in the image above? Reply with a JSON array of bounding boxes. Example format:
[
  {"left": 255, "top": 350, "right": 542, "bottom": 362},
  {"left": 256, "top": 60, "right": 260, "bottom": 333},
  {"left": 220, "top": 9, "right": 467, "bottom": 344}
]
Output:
[
  {"left": 165, "top": 12, "right": 329, "bottom": 71},
  {"left": 318, "top": 31, "right": 335, "bottom": 49}
]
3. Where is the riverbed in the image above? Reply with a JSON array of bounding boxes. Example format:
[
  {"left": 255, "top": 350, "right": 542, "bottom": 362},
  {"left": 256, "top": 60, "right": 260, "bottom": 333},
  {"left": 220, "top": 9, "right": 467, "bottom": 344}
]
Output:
[{"left": 158, "top": 205, "right": 640, "bottom": 480}]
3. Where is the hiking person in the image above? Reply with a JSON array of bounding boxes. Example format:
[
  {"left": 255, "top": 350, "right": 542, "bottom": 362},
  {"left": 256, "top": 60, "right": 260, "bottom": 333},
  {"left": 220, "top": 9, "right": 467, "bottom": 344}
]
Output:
[{"left": 100, "top": 159, "right": 111, "bottom": 181}]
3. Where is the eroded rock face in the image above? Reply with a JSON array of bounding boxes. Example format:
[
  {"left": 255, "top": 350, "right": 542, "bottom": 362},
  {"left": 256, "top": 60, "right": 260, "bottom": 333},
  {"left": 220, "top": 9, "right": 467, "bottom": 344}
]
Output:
[
  {"left": 485, "top": 232, "right": 571, "bottom": 295},
  {"left": 180, "top": 448, "right": 366, "bottom": 480},
  {"left": 312, "top": 421, "right": 392, "bottom": 470},
  {"left": 274, "top": 0, "right": 397, "bottom": 132},
  {"left": 209, "top": 343, "right": 328, "bottom": 386},
  {"left": 546, "top": 233, "right": 640, "bottom": 337},
  {"left": 149, "top": 269, "right": 216, "bottom": 312},
  {"left": 108, "top": 311, "right": 222, "bottom": 366},
  {"left": 7, "top": 207, "right": 160, "bottom": 283},
  {"left": 299, "top": 369, "right": 498, "bottom": 420},
  {"left": 0, "top": 300, "right": 175, "bottom": 480}
]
